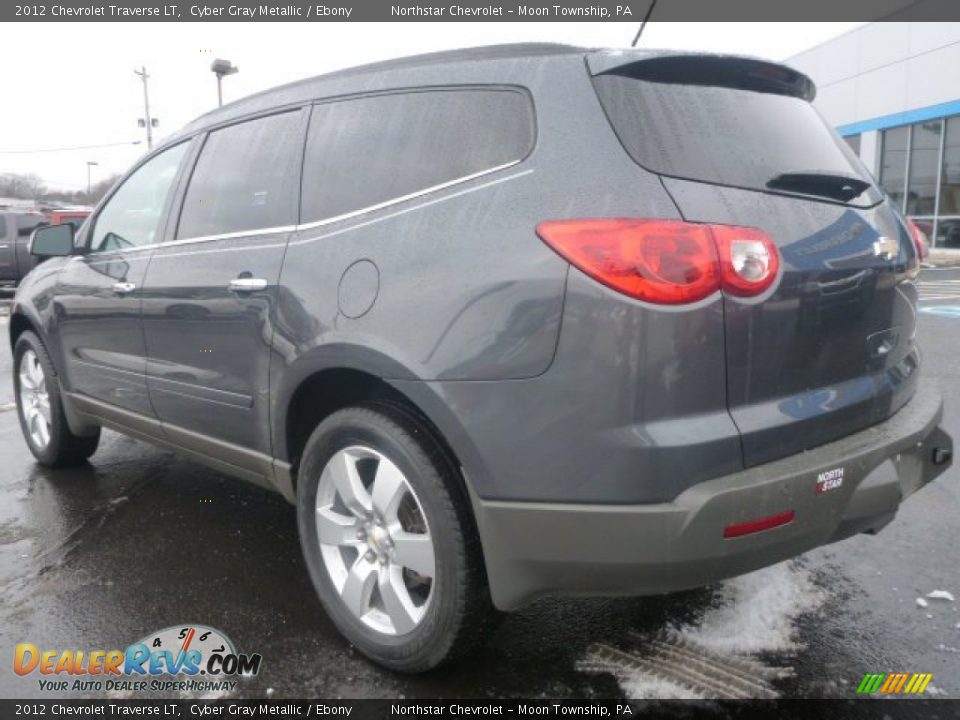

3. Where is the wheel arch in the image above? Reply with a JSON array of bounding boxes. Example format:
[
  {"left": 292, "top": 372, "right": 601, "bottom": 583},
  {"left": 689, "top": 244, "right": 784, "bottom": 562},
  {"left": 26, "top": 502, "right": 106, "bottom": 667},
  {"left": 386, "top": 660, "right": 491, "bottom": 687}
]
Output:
[
  {"left": 275, "top": 347, "right": 489, "bottom": 504},
  {"left": 9, "top": 308, "right": 98, "bottom": 438},
  {"left": 9, "top": 311, "right": 35, "bottom": 351}
]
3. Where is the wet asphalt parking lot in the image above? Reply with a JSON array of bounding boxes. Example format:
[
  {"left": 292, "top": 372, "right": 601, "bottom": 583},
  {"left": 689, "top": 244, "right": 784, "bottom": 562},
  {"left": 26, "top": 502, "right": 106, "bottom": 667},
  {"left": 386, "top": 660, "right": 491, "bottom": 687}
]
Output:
[{"left": 0, "top": 268, "right": 958, "bottom": 701}]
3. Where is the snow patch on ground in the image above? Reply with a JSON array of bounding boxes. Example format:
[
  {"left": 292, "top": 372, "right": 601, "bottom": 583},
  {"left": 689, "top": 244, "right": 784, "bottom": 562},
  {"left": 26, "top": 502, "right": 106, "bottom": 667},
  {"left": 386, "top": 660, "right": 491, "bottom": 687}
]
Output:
[
  {"left": 927, "top": 590, "right": 955, "bottom": 602},
  {"left": 917, "top": 597, "right": 929, "bottom": 608},
  {"left": 584, "top": 561, "right": 825, "bottom": 698},
  {"left": 677, "top": 561, "right": 825, "bottom": 656},
  {"left": 616, "top": 675, "right": 705, "bottom": 700}
]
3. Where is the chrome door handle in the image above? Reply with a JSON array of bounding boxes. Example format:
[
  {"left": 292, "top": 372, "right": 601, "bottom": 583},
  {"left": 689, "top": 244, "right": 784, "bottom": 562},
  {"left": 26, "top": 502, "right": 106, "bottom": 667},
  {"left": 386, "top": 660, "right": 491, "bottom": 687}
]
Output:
[
  {"left": 113, "top": 281, "right": 136, "bottom": 294},
  {"left": 229, "top": 277, "right": 268, "bottom": 292}
]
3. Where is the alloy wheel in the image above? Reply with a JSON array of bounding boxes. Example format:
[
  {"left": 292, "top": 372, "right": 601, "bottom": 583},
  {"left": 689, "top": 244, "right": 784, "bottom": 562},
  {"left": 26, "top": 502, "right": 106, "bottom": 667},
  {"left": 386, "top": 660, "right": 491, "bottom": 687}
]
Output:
[
  {"left": 18, "top": 349, "right": 51, "bottom": 449},
  {"left": 315, "top": 445, "right": 435, "bottom": 636}
]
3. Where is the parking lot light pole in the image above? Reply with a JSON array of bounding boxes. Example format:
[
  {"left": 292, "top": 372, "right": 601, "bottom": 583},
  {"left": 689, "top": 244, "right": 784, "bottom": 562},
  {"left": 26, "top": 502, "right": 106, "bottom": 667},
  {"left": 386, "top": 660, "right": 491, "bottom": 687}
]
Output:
[
  {"left": 86, "top": 161, "right": 98, "bottom": 195},
  {"left": 210, "top": 58, "right": 239, "bottom": 107}
]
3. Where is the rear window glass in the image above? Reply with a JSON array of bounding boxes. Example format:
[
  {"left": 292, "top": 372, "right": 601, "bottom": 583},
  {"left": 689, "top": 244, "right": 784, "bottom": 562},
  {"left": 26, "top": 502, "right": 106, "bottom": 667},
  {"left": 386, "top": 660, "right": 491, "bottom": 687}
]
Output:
[
  {"left": 301, "top": 88, "right": 534, "bottom": 223},
  {"left": 592, "top": 73, "right": 879, "bottom": 204}
]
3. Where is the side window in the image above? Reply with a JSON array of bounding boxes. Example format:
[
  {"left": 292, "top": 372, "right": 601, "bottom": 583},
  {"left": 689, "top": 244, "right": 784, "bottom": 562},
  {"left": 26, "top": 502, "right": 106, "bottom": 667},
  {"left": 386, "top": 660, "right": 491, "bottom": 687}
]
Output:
[
  {"left": 177, "top": 111, "right": 302, "bottom": 239},
  {"left": 91, "top": 143, "right": 188, "bottom": 253},
  {"left": 301, "top": 89, "right": 535, "bottom": 223},
  {"left": 0, "top": 215, "right": 6, "bottom": 240}
]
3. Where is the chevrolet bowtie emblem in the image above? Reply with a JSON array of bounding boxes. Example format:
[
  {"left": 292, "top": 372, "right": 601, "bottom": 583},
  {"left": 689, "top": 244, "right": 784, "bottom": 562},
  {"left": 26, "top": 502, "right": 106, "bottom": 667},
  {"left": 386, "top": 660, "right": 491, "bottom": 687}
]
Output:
[{"left": 873, "top": 236, "right": 898, "bottom": 260}]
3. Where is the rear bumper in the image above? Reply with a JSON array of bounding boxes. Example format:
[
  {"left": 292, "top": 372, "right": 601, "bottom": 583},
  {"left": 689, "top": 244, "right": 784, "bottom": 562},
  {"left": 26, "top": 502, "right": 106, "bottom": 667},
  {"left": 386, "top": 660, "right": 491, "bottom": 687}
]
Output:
[{"left": 472, "top": 382, "right": 952, "bottom": 611}]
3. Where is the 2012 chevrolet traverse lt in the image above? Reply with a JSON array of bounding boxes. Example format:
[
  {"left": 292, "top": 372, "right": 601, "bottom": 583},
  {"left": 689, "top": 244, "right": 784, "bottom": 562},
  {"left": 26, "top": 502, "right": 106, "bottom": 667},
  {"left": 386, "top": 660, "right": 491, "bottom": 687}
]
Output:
[{"left": 12, "top": 45, "right": 953, "bottom": 672}]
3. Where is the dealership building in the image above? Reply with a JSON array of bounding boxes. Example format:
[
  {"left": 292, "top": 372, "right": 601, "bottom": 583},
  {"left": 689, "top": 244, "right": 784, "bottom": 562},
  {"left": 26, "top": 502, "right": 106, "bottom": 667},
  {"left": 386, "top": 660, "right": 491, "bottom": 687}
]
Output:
[{"left": 788, "top": 22, "right": 960, "bottom": 250}]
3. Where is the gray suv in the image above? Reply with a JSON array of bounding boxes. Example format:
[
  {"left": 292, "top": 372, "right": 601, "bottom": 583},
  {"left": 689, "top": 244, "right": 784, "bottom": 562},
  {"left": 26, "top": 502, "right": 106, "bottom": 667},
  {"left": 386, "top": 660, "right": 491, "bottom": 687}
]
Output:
[{"left": 12, "top": 44, "right": 953, "bottom": 672}]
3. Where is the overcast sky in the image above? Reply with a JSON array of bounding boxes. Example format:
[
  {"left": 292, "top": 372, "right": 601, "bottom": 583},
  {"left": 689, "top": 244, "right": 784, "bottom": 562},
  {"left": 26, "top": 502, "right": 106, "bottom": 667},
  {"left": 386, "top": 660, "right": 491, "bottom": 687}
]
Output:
[{"left": 1, "top": 21, "right": 864, "bottom": 190}]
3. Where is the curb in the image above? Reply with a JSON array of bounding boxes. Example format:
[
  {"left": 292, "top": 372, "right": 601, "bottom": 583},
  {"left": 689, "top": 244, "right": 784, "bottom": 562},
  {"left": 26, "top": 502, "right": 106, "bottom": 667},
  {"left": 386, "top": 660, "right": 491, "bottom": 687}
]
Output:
[{"left": 928, "top": 250, "right": 960, "bottom": 268}]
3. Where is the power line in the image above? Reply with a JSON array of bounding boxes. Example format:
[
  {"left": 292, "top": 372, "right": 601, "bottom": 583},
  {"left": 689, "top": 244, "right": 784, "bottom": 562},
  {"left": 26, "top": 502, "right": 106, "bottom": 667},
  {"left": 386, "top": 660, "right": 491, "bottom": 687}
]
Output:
[
  {"left": 631, "top": 0, "right": 659, "bottom": 47},
  {"left": 0, "top": 139, "right": 142, "bottom": 155}
]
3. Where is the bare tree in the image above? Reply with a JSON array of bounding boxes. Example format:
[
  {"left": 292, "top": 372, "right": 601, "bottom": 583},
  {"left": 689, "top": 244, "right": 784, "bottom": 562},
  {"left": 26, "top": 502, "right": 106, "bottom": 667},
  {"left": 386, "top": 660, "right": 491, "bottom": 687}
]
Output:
[
  {"left": 0, "top": 172, "right": 46, "bottom": 201},
  {"left": 20, "top": 174, "right": 46, "bottom": 200},
  {"left": 0, "top": 171, "right": 120, "bottom": 206},
  {"left": 78, "top": 174, "right": 121, "bottom": 205}
]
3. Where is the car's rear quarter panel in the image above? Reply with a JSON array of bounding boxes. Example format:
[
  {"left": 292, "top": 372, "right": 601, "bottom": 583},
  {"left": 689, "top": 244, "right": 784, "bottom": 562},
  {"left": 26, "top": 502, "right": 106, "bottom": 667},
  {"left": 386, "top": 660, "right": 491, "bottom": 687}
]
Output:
[{"left": 276, "top": 53, "right": 739, "bottom": 503}]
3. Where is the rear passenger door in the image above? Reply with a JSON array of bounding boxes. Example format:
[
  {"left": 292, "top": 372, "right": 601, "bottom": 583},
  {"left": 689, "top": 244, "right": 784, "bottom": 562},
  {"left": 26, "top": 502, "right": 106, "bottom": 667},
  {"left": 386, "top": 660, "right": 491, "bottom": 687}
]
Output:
[{"left": 140, "top": 109, "right": 307, "bottom": 457}]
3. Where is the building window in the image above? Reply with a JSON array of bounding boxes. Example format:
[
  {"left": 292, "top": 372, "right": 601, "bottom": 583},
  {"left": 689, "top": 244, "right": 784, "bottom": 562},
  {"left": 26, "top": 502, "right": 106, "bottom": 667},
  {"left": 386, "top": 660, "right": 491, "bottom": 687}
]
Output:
[
  {"left": 906, "top": 119, "right": 942, "bottom": 217},
  {"left": 868, "top": 116, "right": 960, "bottom": 249},
  {"left": 939, "top": 117, "right": 960, "bottom": 249},
  {"left": 942, "top": 117, "right": 960, "bottom": 214},
  {"left": 879, "top": 126, "right": 909, "bottom": 211},
  {"left": 843, "top": 134, "right": 861, "bottom": 155}
]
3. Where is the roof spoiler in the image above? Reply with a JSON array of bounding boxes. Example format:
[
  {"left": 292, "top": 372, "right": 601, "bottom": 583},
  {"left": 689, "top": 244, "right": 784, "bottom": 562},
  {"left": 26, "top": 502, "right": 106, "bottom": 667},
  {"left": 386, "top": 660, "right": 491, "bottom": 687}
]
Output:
[{"left": 586, "top": 50, "right": 816, "bottom": 102}]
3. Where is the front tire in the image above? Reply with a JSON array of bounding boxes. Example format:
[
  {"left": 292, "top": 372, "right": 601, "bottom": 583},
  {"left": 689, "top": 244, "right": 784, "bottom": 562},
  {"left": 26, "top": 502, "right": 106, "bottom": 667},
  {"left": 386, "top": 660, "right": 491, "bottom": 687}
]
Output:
[
  {"left": 296, "top": 403, "right": 494, "bottom": 672},
  {"left": 14, "top": 331, "right": 100, "bottom": 467}
]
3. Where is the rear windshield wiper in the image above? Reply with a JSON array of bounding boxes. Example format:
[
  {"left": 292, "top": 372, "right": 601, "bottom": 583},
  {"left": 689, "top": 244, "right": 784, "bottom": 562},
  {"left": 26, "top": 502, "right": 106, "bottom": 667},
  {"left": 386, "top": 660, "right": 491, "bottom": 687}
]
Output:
[{"left": 766, "top": 172, "right": 871, "bottom": 202}]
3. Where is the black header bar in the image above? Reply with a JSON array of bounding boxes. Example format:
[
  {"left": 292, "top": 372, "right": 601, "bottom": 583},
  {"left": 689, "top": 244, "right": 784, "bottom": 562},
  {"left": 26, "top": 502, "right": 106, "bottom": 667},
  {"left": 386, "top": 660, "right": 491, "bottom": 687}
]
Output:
[{"left": 6, "top": 0, "right": 960, "bottom": 22}]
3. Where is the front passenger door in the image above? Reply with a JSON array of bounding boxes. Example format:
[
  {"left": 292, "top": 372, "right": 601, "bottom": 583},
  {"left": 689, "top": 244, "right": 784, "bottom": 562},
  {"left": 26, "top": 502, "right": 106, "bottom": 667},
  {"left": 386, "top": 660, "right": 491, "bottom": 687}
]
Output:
[{"left": 54, "top": 142, "right": 190, "bottom": 416}]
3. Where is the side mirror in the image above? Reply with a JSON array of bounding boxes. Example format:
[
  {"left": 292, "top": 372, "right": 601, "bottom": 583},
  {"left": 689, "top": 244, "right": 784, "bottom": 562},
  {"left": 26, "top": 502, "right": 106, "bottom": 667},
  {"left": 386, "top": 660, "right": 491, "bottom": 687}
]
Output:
[{"left": 29, "top": 224, "right": 75, "bottom": 258}]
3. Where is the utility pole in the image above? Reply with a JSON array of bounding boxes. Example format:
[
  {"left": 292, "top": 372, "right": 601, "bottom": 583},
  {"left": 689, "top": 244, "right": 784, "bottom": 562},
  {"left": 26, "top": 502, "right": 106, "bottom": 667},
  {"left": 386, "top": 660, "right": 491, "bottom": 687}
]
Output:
[
  {"left": 86, "top": 161, "right": 98, "bottom": 195},
  {"left": 134, "top": 65, "right": 153, "bottom": 150}
]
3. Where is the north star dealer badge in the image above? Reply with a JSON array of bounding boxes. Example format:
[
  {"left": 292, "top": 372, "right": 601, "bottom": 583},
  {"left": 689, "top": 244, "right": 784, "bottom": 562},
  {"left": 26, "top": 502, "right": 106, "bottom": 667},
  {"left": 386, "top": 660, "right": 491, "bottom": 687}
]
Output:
[{"left": 816, "top": 467, "right": 844, "bottom": 494}]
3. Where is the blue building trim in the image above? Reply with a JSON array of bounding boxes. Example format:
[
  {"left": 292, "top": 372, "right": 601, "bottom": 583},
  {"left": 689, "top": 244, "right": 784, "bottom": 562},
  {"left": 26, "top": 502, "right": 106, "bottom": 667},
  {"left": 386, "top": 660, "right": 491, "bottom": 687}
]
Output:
[{"left": 837, "top": 98, "right": 960, "bottom": 136}]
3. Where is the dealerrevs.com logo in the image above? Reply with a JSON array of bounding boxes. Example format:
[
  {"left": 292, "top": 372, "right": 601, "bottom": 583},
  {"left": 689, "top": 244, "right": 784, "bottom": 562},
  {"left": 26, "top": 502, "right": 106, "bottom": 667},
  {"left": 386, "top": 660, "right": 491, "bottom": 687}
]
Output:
[
  {"left": 857, "top": 672, "right": 934, "bottom": 695},
  {"left": 14, "top": 624, "right": 262, "bottom": 693}
]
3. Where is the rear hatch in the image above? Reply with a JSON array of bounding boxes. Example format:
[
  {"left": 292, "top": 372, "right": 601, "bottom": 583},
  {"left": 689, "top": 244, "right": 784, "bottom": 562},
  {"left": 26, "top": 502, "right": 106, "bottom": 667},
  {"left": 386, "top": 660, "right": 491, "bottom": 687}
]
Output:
[{"left": 589, "top": 51, "right": 921, "bottom": 467}]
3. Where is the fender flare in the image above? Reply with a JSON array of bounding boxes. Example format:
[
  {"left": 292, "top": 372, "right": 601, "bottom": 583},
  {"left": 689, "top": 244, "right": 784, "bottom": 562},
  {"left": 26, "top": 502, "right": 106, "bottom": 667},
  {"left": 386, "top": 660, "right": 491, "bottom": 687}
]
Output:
[{"left": 270, "top": 342, "right": 493, "bottom": 500}]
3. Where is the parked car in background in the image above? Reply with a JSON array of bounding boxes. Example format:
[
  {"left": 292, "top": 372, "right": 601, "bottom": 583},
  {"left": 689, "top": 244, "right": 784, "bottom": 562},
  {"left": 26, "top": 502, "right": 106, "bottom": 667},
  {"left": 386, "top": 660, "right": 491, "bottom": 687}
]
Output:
[
  {"left": 907, "top": 218, "right": 931, "bottom": 260},
  {"left": 9, "top": 44, "right": 955, "bottom": 673},
  {"left": 46, "top": 209, "right": 90, "bottom": 230},
  {"left": 937, "top": 218, "right": 960, "bottom": 249},
  {"left": 0, "top": 211, "right": 47, "bottom": 290}
]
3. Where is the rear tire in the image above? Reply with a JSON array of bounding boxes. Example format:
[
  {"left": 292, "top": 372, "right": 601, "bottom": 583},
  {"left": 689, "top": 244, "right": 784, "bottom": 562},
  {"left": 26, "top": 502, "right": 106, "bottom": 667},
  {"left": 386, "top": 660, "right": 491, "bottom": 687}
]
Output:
[
  {"left": 296, "top": 402, "right": 495, "bottom": 672},
  {"left": 14, "top": 331, "right": 100, "bottom": 467}
]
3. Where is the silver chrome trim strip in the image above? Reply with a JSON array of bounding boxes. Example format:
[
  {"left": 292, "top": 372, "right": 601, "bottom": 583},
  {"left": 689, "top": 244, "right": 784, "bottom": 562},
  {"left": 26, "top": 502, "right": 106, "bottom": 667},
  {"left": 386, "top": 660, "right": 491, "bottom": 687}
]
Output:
[
  {"left": 87, "top": 160, "right": 526, "bottom": 256},
  {"left": 294, "top": 159, "right": 522, "bottom": 232},
  {"left": 288, "top": 168, "right": 534, "bottom": 248},
  {"left": 85, "top": 224, "right": 297, "bottom": 257},
  {"left": 141, "top": 169, "right": 533, "bottom": 261},
  {"left": 160, "top": 224, "right": 297, "bottom": 249}
]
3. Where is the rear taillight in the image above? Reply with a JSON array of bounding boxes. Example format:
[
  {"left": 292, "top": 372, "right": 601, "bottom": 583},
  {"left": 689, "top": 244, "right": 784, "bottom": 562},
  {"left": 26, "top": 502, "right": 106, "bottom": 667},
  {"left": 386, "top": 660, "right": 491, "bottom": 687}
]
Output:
[{"left": 536, "top": 218, "right": 779, "bottom": 305}]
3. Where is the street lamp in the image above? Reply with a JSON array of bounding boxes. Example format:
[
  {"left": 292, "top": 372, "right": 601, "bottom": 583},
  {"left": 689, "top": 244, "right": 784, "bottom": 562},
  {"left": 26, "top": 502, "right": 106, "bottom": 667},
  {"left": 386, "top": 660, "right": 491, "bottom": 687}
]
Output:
[
  {"left": 210, "top": 58, "right": 238, "bottom": 108},
  {"left": 86, "top": 161, "right": 99, "bottom": 195}
]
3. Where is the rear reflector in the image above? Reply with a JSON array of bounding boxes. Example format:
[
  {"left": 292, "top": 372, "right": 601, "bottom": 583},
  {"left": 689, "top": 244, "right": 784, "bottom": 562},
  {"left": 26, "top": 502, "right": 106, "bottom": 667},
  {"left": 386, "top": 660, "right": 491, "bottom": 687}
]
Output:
[
  {"left": 536, "top": 218, "right": 778, "bottom": 305},
  {"left": 723, "top": 510, "right": 795, "bottom": 538}
]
